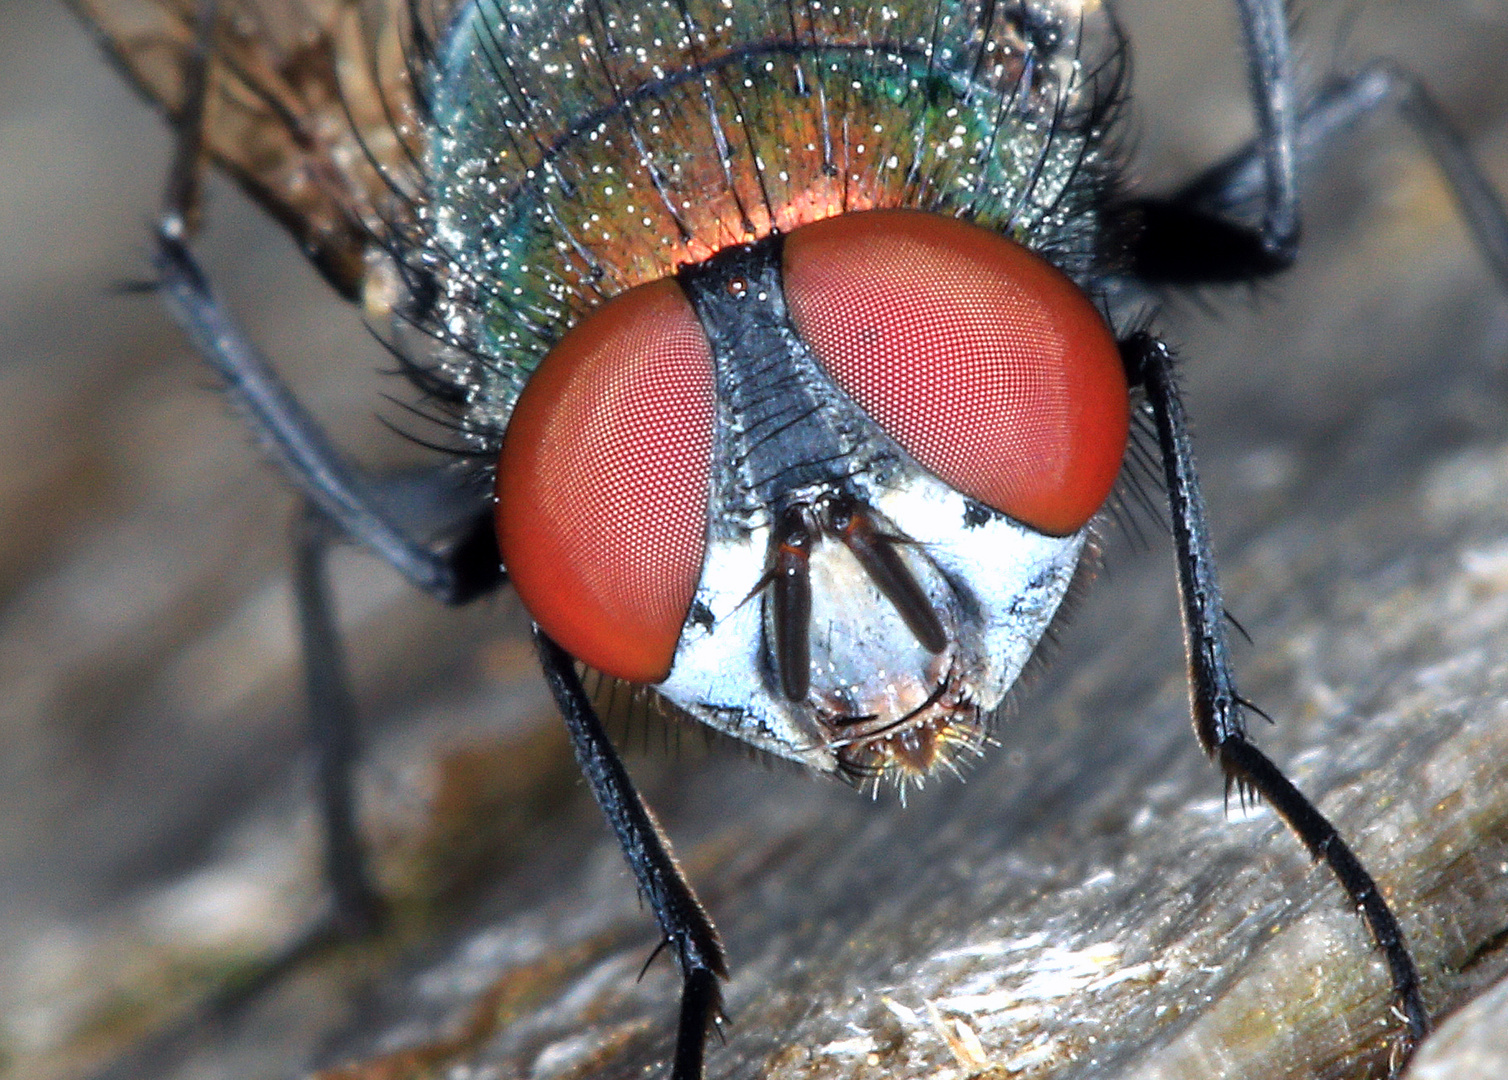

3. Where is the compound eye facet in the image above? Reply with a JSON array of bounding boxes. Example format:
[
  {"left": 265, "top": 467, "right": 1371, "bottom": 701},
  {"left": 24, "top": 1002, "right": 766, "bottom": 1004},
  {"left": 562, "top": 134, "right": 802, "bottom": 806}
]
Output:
[
  {"left": 496, "top": 278, "right": 715, "bottom": 683},
  {"left": 782, "top": 209, "right": 1128, "bottom": 536}
]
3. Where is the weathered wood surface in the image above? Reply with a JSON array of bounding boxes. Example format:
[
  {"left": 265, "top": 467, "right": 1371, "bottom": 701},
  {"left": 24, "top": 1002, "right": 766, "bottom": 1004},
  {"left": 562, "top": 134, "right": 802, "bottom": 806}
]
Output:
[{"left": 3, "top": 1, "right": 1508, "bottom": 1079}]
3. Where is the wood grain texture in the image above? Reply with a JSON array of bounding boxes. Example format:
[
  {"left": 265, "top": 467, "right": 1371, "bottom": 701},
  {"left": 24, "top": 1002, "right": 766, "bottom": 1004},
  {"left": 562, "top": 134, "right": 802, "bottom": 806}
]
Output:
[{"left": 3, "top": 1, "right": 1507, "bottom": 1079}]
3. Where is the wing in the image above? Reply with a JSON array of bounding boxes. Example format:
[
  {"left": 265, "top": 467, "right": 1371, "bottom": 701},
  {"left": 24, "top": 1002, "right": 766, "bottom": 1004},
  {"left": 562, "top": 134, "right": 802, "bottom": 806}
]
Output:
[{"left": 66, "top": 0, "right": 457, "bottom": 299}]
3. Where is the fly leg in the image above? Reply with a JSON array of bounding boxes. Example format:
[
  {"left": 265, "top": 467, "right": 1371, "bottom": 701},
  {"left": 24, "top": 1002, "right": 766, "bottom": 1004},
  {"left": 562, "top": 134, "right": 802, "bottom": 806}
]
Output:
[
  {"left": 1117, "top": 0, "right": 1508, "bottom": 290},
  {"left": 1121, "top": 331, "right": 1430, "bottom": 1058},
  {"left": 153, "top": 1, "right": 503, "bottom": 606},
  {"left": 143, "top": 0, "right": 502, "bottom": 987},
  {"left": 1228, "top": 0, "right": 1299, "bottom": 260},
  {"left": 153, "top": 197, "right": 500, "bottom": 603},
  {"left": 1102, "top": 0, "right": 1299, "bottom": 279},
  {"left": 293, "top": 503, "right": 385, "bottom": 938},
  {"left": 536, "top": 631, "right": 728, "bottom": 1080}
]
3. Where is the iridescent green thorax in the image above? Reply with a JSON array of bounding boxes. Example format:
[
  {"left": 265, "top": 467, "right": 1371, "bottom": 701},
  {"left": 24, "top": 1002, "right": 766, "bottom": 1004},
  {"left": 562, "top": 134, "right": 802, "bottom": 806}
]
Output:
[{"left": 423, "top": 0, "right": 1120, "bottom": 444}]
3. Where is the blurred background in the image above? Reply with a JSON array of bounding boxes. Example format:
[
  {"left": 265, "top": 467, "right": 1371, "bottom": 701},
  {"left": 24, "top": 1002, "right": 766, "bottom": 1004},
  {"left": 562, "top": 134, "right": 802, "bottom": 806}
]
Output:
[{"left": 3, "top": 1, "right": 1508, "bottom": 1078}]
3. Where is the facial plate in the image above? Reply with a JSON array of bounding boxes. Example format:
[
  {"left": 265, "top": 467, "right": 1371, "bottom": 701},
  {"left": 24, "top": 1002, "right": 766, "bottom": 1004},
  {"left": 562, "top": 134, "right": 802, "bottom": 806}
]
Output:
[{"left": 659, "top": 464, "right": 1086, "bottom": 778}]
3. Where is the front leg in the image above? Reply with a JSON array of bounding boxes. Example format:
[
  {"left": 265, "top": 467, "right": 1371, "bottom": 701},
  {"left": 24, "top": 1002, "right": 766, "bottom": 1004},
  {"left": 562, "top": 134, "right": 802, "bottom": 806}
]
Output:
[
  {"left": 1121, "top": 331, "right": 1430, "bottom": 1055},
  {"left": 535, "top": 631, "right": 728, "bottom": 1079}
]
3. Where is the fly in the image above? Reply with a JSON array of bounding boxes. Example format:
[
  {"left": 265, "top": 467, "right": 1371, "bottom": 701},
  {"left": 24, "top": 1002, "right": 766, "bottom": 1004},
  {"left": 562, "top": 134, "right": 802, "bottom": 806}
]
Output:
[{"left": 59, "top": 0, "right": 1508, "bottom": 1077}]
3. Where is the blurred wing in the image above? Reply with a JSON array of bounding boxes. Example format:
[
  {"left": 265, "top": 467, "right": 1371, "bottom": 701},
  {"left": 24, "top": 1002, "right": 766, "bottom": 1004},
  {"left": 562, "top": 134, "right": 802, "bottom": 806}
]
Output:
[{"left": 68, "top": 0, "right": 452, "bottom": 299}]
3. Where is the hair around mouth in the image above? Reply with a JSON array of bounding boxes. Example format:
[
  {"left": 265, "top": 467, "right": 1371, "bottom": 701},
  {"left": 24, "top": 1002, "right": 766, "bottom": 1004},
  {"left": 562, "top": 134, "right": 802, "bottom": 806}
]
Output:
[{"left": 817, "top": 659, "right": 988, "bottom": 783}]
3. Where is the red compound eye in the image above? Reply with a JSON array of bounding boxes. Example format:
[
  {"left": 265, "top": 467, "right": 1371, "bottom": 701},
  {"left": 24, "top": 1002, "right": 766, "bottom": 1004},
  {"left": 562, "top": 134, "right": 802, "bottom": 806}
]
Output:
[
  {"left": 496, "top": 278, "right": 715, "bottom": 683},
  {"left": 783, "top": 210, "right": 1128, "bottom": 536}
]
